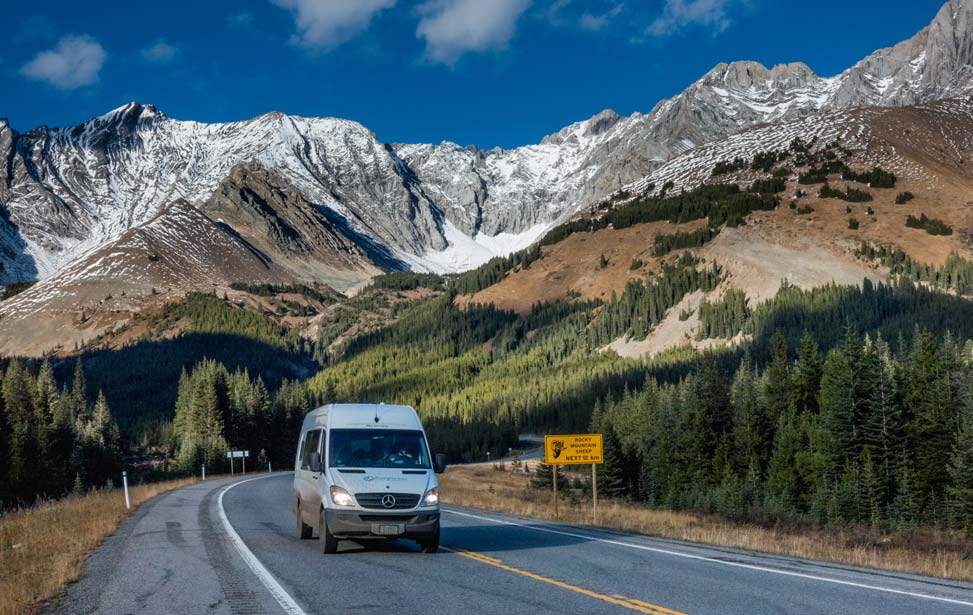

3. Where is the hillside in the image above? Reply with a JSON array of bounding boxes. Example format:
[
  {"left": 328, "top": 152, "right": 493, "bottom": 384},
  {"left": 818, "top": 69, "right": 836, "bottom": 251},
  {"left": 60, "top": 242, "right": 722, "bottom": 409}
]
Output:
[{"left": 461, "top": 97, "right": 973, "bottom": 356}]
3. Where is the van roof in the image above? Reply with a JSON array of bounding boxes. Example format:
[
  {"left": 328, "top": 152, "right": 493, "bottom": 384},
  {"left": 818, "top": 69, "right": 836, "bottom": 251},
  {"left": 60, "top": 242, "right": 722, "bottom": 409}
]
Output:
[{"left": 302, "top": 403, "right": 423, "bottom": 431}]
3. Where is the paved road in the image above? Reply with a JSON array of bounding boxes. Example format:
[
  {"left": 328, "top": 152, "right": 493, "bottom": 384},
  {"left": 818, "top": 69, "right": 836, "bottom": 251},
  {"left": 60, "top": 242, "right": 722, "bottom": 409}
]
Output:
[{"left": 51, "top": 473, "right": 973, "bottom": 615}]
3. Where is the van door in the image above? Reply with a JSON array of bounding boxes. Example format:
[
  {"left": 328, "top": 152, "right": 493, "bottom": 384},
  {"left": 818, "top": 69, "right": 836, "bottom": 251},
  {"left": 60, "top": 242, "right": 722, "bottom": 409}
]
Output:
[
  {"left": 298, "top": 429, "right": 324, "bottom": 523},
  {"left": 296, "top": 429, "right": 323, "bottom": 524}
]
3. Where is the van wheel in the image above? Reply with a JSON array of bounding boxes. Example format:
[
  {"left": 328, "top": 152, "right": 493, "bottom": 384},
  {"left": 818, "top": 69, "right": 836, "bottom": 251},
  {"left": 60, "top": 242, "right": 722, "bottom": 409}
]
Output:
[
  {"left": 319, "top": 509, "right": 339, "bottom": 554},
  {"left": 418, "top": 527, "right": 440, "bottom": 553},
  {"left": 296, "top": 503, "right": 312, "bottom": 539}
]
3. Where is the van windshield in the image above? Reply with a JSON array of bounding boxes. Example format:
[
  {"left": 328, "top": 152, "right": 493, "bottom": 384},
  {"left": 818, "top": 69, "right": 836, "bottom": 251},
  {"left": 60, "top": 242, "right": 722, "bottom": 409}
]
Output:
[{"left": 328, "top": 429, "right": 431, "bottom": 469}]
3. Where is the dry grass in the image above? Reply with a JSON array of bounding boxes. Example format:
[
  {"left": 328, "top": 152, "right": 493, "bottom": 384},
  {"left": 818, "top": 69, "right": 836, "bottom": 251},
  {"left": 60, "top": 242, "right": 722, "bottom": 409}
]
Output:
[
  {"left": 440, "top": 465, "right": 973, "bottom": 582},
  {"left": 0, "top": 477, "right": 198, "bottom": 615}
]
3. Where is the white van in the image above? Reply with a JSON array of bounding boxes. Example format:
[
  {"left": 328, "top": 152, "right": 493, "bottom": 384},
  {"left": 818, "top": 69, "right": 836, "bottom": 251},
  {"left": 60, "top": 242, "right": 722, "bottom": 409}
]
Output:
[{"left": 293, "top": 403, "right": 447, "bottom": 553}]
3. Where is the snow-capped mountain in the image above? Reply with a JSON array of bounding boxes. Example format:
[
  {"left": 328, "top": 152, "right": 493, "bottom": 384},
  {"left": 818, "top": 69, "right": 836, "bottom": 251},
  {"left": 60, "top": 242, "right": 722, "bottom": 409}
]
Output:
[{"left": 1, "top": 0, "right": 972, "bottom": 286}]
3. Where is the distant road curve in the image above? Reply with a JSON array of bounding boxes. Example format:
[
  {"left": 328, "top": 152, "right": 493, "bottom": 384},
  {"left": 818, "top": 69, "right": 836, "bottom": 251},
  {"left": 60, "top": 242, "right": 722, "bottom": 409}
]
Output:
[{"left": 52, "top": 473, "right": 973, "bottom": 614}]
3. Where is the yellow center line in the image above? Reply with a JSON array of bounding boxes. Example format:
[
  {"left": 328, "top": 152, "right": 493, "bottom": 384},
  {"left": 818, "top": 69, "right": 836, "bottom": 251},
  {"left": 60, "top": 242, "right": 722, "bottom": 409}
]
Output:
[{"left": 442, "top": 546, "right": 689, "bottom": 615}]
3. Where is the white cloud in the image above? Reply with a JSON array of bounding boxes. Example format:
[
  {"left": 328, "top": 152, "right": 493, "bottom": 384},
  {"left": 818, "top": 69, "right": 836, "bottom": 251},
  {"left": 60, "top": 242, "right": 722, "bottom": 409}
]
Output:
[
  {"left": 20, "top": 35, "right": 107, "bottom": 90},
  {"left": 271, "top": 0, "right": 396, "bottom": 51},
  {"left": 141, "top": 39, "right": 178, "bottom": 63},
  {"left": 647, "top": 0, "right": 731, "bottom": 37},
  {"left": 417, "top": 0, "right": 532, "bottom": 66},
  {"left": 579, "top": 3, "right": 623, "bottom": 31}
]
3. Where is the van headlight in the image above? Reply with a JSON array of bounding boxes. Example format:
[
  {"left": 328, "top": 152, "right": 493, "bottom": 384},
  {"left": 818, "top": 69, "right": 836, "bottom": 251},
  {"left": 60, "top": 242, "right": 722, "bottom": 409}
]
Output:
[
  {"left": 330, "top": 485, "right": 355, "bottom": 507},
  {"left": 423, "top": 487, "right": 439, "bottom": 506}
]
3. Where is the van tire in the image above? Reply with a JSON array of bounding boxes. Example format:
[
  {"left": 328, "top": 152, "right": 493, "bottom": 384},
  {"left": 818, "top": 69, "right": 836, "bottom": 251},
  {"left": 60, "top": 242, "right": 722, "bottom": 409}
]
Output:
[
  {"left": 319, "top": 509, "right": 339, "bottom": 554},
  {"left": 418, "top": 527, "right": 440, "bottom": 553},
  {"left": 296, "top": 503, "right": 313, "bottom": 539}
]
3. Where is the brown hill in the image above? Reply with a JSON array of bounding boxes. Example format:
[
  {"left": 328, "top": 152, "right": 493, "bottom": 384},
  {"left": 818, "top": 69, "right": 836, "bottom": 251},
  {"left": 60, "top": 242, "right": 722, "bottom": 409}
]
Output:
[{"left": 459, "top": 99, "right": 973, "bottom": 356}]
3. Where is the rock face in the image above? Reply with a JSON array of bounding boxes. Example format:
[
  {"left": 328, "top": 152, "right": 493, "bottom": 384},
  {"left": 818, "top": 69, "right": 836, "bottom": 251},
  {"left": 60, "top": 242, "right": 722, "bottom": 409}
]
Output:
[
  {"left": 1, "top": 0, "right": 972, "bottom": 284},
  {"left": 201, "top": 163, "right": 395, "bottom": 289}
]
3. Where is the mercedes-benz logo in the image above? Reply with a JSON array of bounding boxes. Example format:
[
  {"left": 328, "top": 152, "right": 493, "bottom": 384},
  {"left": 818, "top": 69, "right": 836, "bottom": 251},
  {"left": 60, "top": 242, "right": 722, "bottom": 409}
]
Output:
[{"left": 381, "top": 494, "right": 396, "bottom": 508}]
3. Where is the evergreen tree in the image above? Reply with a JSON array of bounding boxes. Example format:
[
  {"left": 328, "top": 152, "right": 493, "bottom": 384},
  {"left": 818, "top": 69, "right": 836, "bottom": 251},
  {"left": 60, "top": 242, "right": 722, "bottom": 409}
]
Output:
[
  {"left": 819, "top": 349, "right": 856, "bottom": 474},
  {"left": 763, "top": 331, "right": 792, "bottom": 428},
  {"left": 858, "top": 339, "right": 904, "bottom": 502},
  {"left": 793, "top": 332, "right": 822, "bottom": 414},
  {"left": 947, "top": 403, "right": 973, "bottom": 526},
  {"left": 72, "top": 359, "right": 89, "bottom": 423},
  {"left": 3, "top": 360, "right": 37, "bottom": 501}
]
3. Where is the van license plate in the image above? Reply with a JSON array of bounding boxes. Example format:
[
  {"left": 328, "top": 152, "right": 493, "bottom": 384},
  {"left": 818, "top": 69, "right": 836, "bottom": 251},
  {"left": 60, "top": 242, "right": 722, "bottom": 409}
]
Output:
[{"left": 373, "top": 524, "right": 404, "bottom": 536}]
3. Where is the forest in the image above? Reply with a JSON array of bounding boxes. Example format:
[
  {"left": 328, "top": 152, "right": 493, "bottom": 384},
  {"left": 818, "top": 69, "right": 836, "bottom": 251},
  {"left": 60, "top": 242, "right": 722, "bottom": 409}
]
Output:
[{"left": 590, "top": 329, "right": 973, "bottom": 529}]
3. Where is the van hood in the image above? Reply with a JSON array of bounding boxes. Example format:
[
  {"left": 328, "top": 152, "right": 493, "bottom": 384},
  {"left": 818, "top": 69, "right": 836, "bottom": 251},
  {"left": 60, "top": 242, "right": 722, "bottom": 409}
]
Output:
[{"left": 330, "top": 468, "right": 434, "bottom": 499}]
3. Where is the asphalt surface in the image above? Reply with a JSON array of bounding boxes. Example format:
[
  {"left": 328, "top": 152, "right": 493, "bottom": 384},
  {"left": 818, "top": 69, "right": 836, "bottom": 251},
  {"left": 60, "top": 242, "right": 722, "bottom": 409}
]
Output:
[{"left": 51, "top": 473, "right": 973, "bottom": 615}]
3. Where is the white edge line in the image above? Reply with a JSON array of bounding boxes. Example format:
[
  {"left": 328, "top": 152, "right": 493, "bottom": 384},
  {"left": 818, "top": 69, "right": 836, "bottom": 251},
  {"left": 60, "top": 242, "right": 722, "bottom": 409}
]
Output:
[
  {"left": 218, "top": 475, "right": 308, "bottom": 615},
  {"left": 444, "top": 508, "right": 973, "bottom": 608}
]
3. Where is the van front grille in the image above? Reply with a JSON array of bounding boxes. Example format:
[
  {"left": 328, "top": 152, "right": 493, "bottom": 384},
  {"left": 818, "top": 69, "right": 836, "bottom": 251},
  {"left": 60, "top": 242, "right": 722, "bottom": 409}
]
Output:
[{"left": 355, "top": 492, "right": 421, "bottom": 510}]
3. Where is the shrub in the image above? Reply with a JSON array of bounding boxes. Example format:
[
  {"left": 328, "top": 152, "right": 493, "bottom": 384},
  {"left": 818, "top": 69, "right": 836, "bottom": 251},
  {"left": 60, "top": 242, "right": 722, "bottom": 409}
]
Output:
[
  {"left": 896, "top": 191, "right": 915, "bottom": 205},
  {"left": 848, "top": 218, "right": 860, "bottom": 230},
  {"left": 906, "top": 213, "right": 952, "bottom": 236},
  {"left": 749, "top": 178, "right": 786, "bottom": 194},
  {"left": 843, "top": 166, "right": 897, "bottom": 188},
  {"left": 712, "top": 157, "right": 748, "bottom": 176}
]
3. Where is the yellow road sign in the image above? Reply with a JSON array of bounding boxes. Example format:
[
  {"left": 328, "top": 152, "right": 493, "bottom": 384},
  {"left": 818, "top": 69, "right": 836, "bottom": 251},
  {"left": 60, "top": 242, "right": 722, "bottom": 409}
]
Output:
[{"left": 544, "top": 434, "right": 603, "bottom": 465}]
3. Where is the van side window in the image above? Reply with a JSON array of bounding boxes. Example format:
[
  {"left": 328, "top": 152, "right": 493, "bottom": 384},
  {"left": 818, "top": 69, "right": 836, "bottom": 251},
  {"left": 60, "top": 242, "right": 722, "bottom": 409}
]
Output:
[{"left": 301, "top": 429, "right": 322, "bottom": 470}]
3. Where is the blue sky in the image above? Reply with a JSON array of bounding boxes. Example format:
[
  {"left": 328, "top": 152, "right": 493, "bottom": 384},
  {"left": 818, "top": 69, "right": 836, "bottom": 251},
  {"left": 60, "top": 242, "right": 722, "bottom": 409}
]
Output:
[{"left": 0, "top": 0, "right": 948, "bottom": 149}]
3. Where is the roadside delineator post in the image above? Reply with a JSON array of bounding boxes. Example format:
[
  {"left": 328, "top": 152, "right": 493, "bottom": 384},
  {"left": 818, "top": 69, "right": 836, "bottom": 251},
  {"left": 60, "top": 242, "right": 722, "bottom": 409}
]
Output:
[
  {"left": 544, "top": 434, "right": 604, "bottom": 526},
  {"left": 268, "top": 461, "right": 272, "bottom": 473},
  {"left": 202, "top": 464, "right": 206, "bottom": 481},
  {"left": 122, "top": 471, "right": 131, "bottom": 510}
]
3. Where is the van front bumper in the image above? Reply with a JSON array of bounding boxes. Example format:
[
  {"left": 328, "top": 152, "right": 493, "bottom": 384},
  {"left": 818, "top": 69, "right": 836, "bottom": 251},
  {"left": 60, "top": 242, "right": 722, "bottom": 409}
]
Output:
[{"left": 325, "top": 509, "right": 440, "bottom": 539}]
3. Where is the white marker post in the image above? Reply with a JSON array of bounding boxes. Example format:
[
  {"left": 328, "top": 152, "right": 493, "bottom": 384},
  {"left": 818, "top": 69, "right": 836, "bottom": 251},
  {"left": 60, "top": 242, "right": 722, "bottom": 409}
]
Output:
[
  {"left": 122, "top": 471, "right": 131, "bottom": 510},
  {"left": 268, "top": 461, "right": 272, "bottom": 474},
  {"left": 202, "top": 464, "right": 206, "bottom": 481}
]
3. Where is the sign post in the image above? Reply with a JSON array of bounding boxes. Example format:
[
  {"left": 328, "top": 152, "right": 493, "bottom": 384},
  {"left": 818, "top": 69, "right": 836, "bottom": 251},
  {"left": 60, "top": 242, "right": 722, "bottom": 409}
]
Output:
[
  {"left": 544, "top": 434, "right": 604, "bottom": 525},
  {"left": 592, "top": 463, "right": 597, "bottom": 524},
  {"left": 226, "top": 450, "right": 250, "bottom": 476},
  {"left": 553, "top": 465, "right": 559, "bottom": 518}
]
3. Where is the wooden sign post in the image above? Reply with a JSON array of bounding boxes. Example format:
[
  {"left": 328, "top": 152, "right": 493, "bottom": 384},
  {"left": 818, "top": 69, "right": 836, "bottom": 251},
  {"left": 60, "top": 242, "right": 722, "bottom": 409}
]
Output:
[{"left": 544, "top": 434, "right": 604, "bottom": 524}]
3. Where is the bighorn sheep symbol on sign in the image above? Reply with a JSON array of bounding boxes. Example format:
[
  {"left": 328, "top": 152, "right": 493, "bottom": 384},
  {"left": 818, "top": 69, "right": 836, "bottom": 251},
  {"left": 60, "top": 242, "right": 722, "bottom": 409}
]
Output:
[{"left": 551, "top": 440, "right": 565, "bottom": 459}]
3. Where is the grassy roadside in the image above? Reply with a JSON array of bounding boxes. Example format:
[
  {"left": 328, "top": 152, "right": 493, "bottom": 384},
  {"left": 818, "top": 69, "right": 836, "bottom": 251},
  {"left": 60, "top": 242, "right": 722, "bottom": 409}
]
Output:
[
  {"left": 439, "top": 465, "right": 973, "bottom": 582},
  {"left": 0, "top": 477, "right": 199, "bottom": 615}
]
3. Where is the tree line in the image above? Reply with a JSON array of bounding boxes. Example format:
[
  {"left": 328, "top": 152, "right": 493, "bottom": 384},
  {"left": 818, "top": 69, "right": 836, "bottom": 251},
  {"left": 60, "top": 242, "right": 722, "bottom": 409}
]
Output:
[
  {"left": 591, "top": 329, "right": 973, "bottom": 529},
  {"left": 0, "top": 360, "right": 121, "bottom": 508}
]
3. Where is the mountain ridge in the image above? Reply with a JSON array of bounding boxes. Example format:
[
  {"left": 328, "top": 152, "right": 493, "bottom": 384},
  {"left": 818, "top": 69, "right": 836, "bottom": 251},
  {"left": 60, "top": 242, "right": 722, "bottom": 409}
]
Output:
[{"left": 1, "top": 0, "right": 972, "bottom": 291}]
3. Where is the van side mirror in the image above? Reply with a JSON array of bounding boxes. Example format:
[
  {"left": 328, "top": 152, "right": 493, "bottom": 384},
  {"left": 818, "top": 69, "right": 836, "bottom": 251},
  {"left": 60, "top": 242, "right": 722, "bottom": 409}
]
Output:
[
  {"left": 308, "top": 452, "right": 322, "bottom": 473},
  {"left": 433, "top": 453, "right": 447, "bottom": 474}
]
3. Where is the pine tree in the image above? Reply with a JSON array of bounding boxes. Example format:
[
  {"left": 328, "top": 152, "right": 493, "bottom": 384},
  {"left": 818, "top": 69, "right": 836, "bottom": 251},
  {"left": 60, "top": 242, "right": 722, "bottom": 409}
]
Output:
[
  {"left": 72, "top": 359, "right": 89, "bottom": 423},
  {"left": 947, "top": 403, "right": 973, "bottom": 527},
  {"left": 907, "top": 330, "right": 952, "bottom": 502},
  {"left": 793, "top": 332, "right": 822, "bottom": 414},
  {"left": 764, "top": 410, "right": 804, "bottom": 516},
  {"left": 891, "top": 461, "right": 919, "bottom": 529},
  {"left": 763, "top": 331, "right": 792, "bottom": 429},
  {"left": 731, "top": 360, "right": 767, "bottom": 471},
  {"left": 3, "top": 359, "right": 38, "bottom": 501},
  {"left": 598, "top": 429, "right": 627, "bottom": 498},
  {"left": 859, "top": 340, "right": 904, "bottom": 502},
  {"left": 860, "top": 446, "right": 883, "bottom": 527},
  {"left": 819, "top": 349, "right": 856, "bottom": 474}
]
